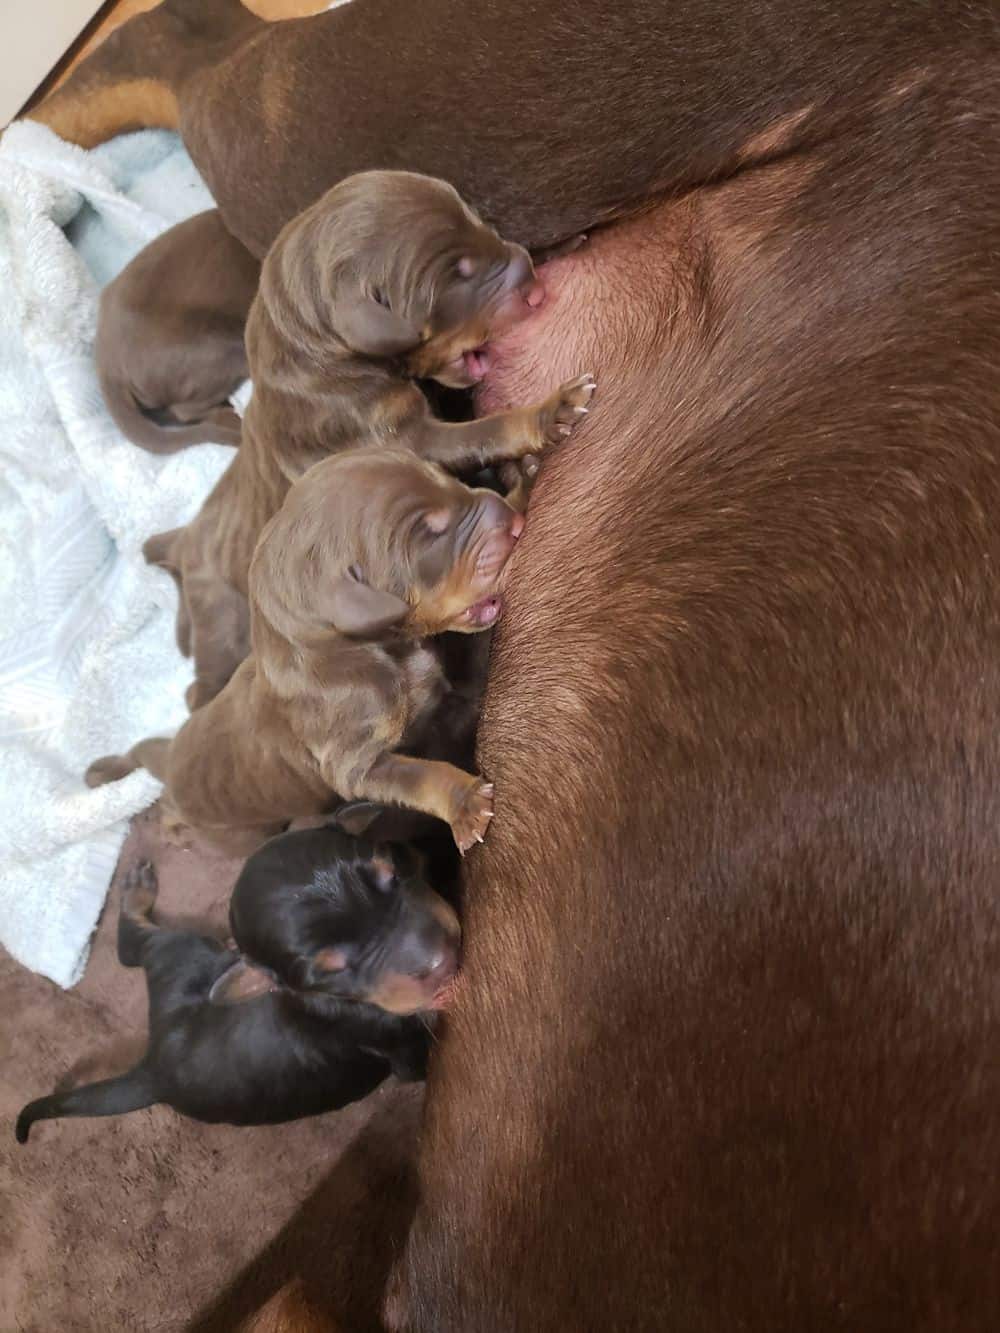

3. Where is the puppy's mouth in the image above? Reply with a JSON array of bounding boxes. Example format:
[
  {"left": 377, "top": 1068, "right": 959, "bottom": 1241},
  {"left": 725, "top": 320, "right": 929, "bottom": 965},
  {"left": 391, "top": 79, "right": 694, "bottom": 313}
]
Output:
[
  {"left": 428, "top": 972, "right": 460, "bottom": 1010},
  {"left": 462, "top": 345, "right": 490, "bottom": 381}
]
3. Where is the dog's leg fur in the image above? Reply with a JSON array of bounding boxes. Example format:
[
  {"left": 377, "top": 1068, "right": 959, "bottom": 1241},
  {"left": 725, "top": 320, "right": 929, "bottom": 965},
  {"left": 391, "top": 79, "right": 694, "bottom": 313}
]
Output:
[
  {"left": 413, "top": 375, "right": 595, "bottom": 471},
  {"left": 181, "top": 575, "right": 251, "bottom": 709},
  {"left": 85, "top": 737, "right": 170, "bottom": 788},
  {"left": 339, "top": 753, "right": 494, "bottom": 854}
]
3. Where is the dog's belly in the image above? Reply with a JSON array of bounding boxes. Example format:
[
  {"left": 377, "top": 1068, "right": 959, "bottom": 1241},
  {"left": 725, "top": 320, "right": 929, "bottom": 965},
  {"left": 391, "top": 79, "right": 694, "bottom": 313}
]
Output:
[{"left": 395, "top": 103, "right": 1000, "bottom": 1329}]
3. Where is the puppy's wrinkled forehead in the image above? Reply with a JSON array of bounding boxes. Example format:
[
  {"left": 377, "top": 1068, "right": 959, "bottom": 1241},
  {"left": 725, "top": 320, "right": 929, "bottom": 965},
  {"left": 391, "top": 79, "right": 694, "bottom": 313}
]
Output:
[
  {"left": 295, "top": 449, "right": 467, "bottom": 576},
  {"left": 320, "top": 170, "right": 509, "bottom": 309}
]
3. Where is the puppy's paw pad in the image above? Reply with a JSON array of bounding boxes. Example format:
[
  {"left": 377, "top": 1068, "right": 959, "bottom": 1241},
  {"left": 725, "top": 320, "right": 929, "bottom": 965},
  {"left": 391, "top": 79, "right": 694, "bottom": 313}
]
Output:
[
  {"left": 541, "top": 373, "right": 597, "bottom": 445},
  {"left": 122, "top": 861, "right": 158, "bottom": 914},
  {"left": 452, "top": 780, "right": 495, "bottom": 854}
]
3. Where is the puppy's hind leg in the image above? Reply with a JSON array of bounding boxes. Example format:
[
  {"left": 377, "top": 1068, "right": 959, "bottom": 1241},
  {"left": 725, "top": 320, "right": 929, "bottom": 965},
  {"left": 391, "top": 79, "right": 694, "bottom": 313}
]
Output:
[
  {"left": 143, "top": 528, "right": 192, "bottom": 657},
  {"left": 183, "top": 575, "right": 250, "bottom": 709},
  {"left": 85, "top": 737, "right": 170, "bottom": 788},
  {"left": 117, "top": 860, "right": 160, "bottom": 967}
]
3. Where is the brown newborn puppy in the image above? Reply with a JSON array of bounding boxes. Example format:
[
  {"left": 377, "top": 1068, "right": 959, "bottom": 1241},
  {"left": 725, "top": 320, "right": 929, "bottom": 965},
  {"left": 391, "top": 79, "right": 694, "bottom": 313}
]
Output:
[
  {"left": 87, "top": 447, "right": 533, "bottom": 853},
  {"left": 97, "top": 210, "right": 260, "bottom": 453},
  {"left": 145, "top": 169, "right": 594, "bottom": 709}
]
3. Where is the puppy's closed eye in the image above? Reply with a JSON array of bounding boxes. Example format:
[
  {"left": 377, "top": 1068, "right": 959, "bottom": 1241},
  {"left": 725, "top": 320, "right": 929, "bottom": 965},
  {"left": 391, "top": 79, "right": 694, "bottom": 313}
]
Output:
[
  {"left": 313, "top": 947, "right": 350, "bottom": 973},
  {"left": 422, "top": 508, "right": 452, "bottom": 536}
]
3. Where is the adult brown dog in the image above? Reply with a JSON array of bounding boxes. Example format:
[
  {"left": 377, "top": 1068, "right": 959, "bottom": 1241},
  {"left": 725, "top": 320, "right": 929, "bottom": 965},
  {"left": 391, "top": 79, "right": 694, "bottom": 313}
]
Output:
[
  {"left": 147, "top": 170, "right": 589, "bottom": 709},
  {"left": 87, "top": 448, "right": 532, "bottom": 853},
  {"left": 97, "top": 208, "right": 258, "bottom": 453},
  {"left": 29, "top": 1, "right": 1000, "bottom": 1329}
]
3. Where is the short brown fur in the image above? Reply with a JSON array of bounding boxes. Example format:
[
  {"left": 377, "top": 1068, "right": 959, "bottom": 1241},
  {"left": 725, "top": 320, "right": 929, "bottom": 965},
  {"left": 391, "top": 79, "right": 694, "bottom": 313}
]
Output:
[
  {"left": 148, "top": 171, "right": 591, "bottom": 707},
  {"left": 97, "top": 209, "right": 259, "bottom": 453},
  {"left": 88, "top": 449, "right": 533, "bottom": 852}
]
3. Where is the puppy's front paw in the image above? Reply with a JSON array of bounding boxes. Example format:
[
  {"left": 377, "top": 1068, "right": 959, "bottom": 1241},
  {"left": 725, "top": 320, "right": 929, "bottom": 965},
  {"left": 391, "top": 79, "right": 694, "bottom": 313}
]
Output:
[
  {"left": 451, "top": 779, "right": 494, "bottom": 854},
  {"left": 122, "top": 861, "right": 158, "bottom": 917},
  {"left": 538, "top": 372, "right": 596, "bottom": 447}
]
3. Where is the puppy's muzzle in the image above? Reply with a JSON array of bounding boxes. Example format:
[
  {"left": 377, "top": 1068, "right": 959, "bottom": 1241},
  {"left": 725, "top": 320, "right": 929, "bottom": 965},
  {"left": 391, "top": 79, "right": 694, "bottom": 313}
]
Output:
[
  {"left": 473, "top": 491, "right": 525, "bottom": 580},
  {"left": 489, "top": 243, "right": 545, "bottom": 331}
]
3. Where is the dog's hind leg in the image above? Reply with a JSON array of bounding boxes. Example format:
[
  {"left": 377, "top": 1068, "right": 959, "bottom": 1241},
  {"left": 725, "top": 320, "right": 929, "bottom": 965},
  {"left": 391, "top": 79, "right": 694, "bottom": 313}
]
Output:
[
  {"left": 143, "top": 528, "right": 193, "bottom": 658},
  {"left": 183, "top": 575, "right": 250, "bottom": 710},
  {"left": 117, "top": 860, "right": 161, "bottom": 967},
  {"left": 24, "top": 0, "right": 262, "bottom": 148},
  {"left": 85, "top": 737, "right": 170, "bottom": 788}
]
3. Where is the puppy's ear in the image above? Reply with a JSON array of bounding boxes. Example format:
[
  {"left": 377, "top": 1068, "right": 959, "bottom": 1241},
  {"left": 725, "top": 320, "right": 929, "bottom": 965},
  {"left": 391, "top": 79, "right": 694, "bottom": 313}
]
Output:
[
  {"left": 332, "top": 800, "right": 440, "bottom": 843},
  {"left": 332, "top": 800, "right": 385, "bottom": 836},
  {"left": 209, "top": 958, "right": 277, "bottom": 1006},
  {"left": 327, "top": 565, "right": 409, "bottom": 638},
  {"left": 334, "top": 294, "right": 423, "bottom": 358}
]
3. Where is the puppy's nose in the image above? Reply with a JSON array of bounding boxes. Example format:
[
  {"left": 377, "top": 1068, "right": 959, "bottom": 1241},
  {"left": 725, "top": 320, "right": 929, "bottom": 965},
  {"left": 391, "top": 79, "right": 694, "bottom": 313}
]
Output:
[
  {"left": 503, "top": 246, "right": 533, "bottom": 290},
  {"left": 504, "top": 244, "right": 544, "bottom": 308},
  {"left": 478, "top": 490, "right": 521, "bottom": 536}
]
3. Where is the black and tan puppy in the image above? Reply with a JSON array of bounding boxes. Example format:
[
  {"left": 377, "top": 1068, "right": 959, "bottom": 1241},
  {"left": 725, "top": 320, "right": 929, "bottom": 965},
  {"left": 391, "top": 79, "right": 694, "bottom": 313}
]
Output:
[
  {"left": 97, "top": 209, "right": 260, "bottom": 454},
  {"left": 144, "top": 169, "right": 593, "bottom": 709},
  {"left": 16, "top": 832, "right": 458, "bottom": 1138},
  {"left": 86, "top": 446, "right": 532, "bottom": 852}
]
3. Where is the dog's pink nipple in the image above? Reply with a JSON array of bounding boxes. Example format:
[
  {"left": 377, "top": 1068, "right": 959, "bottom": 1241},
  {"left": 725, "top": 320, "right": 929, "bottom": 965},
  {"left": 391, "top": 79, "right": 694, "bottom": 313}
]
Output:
[{"left": 525, "top": 281, "right": 545, "bottom": 309}]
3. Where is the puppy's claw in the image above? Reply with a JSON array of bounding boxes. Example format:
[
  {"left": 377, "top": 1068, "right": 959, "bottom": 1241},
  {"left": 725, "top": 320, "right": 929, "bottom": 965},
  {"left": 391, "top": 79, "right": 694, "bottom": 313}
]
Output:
[
  {"left": 540, "top": 372, "right": 598, "bottom": 446},
  {"left": 451, "top": 778, "right": 495, "bottom": 853}
]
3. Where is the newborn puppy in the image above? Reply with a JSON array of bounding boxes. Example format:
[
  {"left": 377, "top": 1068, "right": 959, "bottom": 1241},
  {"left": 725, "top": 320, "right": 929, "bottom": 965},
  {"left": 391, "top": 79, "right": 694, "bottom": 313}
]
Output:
[
  {"left": 144, "top": 169, "right": 593, "bottom": 709},
  {"left": 16, "top": 833, "right": 458, "bottom": 1139},
  {"left": 86, "top": 446, "right": 527, "bottom": 852},
  {"left": 96, "top": 210, "right": 260, "bottom": 453}
]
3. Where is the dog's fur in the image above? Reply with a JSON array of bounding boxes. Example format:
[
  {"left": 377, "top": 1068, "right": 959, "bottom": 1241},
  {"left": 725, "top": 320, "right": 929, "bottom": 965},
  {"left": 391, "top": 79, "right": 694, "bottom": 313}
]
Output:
[
  {"left": 25, "top": 0, "right": 987, "bottom": 260},
  {"left": 87, "top": 449, "right": 534, "bottom": 852},
  {"left": 16, "top": 832, "right": 458, "bottom": 1137},
  {"left": 145, "top": 171, "right": 591, "bottom": 709},
  {"left": 96, "top": 209, "right": 259, "bottom": 453}
]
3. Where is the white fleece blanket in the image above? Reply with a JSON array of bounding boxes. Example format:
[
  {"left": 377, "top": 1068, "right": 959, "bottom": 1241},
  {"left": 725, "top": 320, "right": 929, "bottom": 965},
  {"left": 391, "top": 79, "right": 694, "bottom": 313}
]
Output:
[{"left": 0, "top": 121, "right": 240, "bottom": 987}]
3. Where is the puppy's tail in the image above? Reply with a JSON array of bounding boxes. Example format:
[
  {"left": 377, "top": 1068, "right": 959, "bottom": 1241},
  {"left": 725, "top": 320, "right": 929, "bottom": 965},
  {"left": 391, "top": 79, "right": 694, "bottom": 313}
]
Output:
[
  {"left": 85, "top": 739, "right": 170, "bottom": 788},
  {"left": 100, "top": 371, "right": 243, "bottom": 455},
  {"left": 16, "top": 1064, "right": 157, "bottom": 1144}
]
